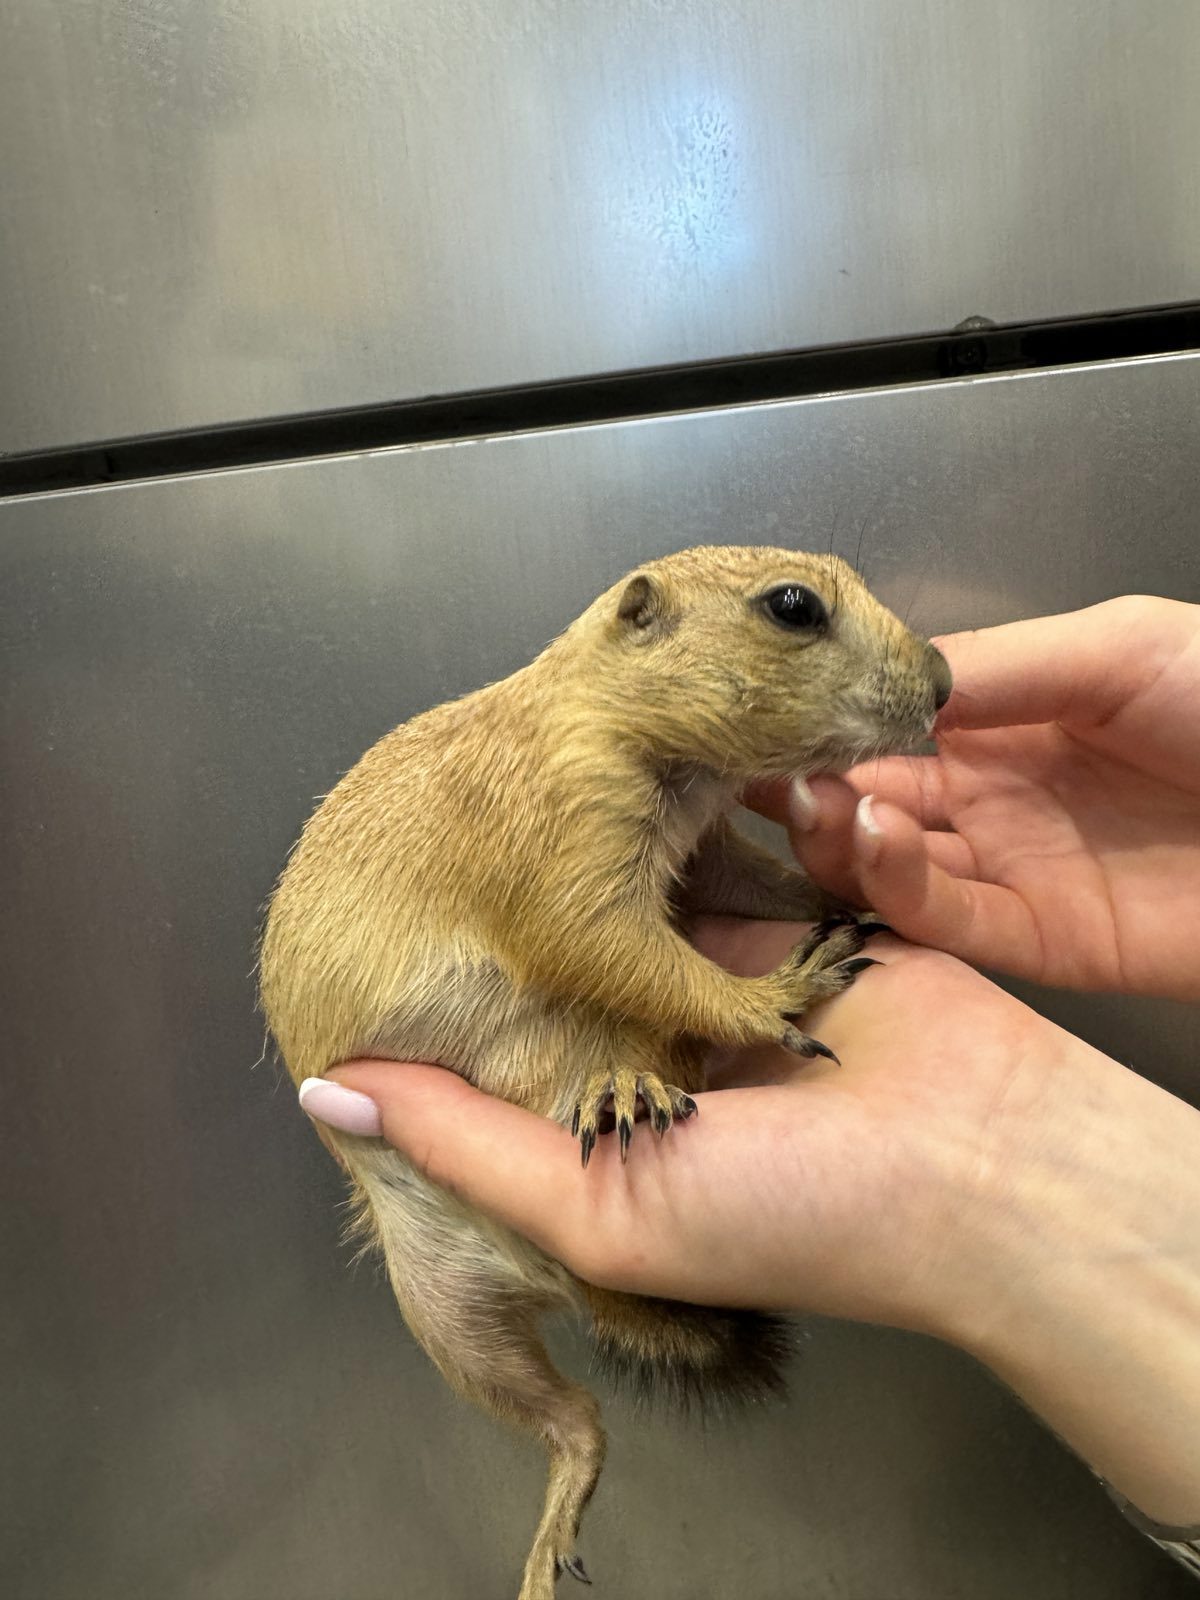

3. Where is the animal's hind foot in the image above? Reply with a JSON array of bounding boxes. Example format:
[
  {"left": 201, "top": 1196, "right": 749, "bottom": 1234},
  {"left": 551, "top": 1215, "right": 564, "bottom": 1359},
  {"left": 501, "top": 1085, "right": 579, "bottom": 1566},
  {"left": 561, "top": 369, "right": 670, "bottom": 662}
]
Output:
[
  {"left": 571, "top": 1067, "right": 697, "bottom": 1167},
  {"left": 519, "top": 1537, "right": 593, "bottom": 1598}
]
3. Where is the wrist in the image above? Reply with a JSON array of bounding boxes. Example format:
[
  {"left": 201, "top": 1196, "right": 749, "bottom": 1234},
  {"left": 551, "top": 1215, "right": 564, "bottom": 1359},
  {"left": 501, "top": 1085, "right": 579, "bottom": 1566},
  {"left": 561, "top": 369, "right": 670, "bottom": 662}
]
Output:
[{"left": 930, "top": 1035, "right": 1200, "bottom": 1526}]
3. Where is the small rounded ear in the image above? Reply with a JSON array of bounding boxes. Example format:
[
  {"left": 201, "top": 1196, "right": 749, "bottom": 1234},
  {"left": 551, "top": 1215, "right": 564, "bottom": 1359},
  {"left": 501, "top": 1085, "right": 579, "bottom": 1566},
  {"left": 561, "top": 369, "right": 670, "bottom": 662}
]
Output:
[{"left": 616, "top": 573, "right": 662, "bottom": 630}]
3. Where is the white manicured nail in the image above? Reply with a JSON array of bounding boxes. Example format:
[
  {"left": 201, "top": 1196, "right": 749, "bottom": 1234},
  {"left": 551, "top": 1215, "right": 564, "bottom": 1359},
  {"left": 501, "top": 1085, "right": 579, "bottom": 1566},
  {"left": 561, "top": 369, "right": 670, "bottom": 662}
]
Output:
[
  {"left": 857, "top": 793, "right": 884, "bottom": 839},
  {"left": 298, "top": 1077, "right": 383, "bottom": 1137},
  {"left": 787, "top": 777, "right": 819, "bottom": 832}
]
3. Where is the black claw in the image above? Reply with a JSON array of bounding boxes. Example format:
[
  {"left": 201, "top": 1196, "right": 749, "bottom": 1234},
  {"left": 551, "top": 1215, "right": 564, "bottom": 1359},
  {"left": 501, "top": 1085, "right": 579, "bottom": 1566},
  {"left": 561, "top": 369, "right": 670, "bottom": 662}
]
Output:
[
  {"left": 618, "top": 1115, "right": 633, "bottom": 1162},
  {"left": 840, "top": 956, "right": 882, "bottom": 976},
  {"left": 580, "top": 1128, "right": 596, "bottom": 1168},
  {"left": 856, "top": 920, "right": 892, "bottom": 939},
  {"left": 784, "top": 1026, "right": 841, "bottom": 1063},
  {"left": 797, "top": 917, "right": 842, "bottom": 961},
  {"left": 677, "top": 1094, "right": 698, "bottom": 1119},
  {"left": 559, "top": 1554, "right": 591, "bottom": 1584},
  {"left": 571, "top": 1105, "right": 581, "bottom": 1137}
]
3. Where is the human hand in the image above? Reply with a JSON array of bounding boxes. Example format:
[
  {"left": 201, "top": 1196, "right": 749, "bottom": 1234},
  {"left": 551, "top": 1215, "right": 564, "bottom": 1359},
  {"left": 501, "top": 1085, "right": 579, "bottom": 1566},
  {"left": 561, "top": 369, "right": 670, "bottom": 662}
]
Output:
[
  {"left": 749, "top": 596, "right": 1200, "bottom": 1001},
  {"left": 309, "top": 917, "right": 1200, "bottom": 1525},
  {"left": 310, "top": 922, "right": 1125, "bottom": 1336}
]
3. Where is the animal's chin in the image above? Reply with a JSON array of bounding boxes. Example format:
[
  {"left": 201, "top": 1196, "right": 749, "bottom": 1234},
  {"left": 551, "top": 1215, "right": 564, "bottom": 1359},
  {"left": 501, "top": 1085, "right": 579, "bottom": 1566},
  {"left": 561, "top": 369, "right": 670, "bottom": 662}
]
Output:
[
  {"left": 745, "top": 716, "right": 936, "bottom": 782},
  {"left": 802, "top": 719, "right": 933, "bottom": 776}
]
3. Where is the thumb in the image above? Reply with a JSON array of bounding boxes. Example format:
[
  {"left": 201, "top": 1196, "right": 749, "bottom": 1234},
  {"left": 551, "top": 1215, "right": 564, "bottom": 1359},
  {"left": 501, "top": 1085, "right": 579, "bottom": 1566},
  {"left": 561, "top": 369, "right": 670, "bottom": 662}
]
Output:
[
  {"left": 297, "top": 1062, "right": 737, "bottom": 1302},
  {"left": 302, "top": 1062, "right": 580, "bottom": 1251}
]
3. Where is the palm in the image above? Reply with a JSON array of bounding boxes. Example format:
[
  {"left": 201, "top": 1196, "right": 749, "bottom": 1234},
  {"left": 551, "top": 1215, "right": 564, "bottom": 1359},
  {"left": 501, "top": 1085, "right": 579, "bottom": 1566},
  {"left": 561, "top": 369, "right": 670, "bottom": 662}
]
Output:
[{"left": 929, "top": 719, "right": 1200, "bottom": 993}]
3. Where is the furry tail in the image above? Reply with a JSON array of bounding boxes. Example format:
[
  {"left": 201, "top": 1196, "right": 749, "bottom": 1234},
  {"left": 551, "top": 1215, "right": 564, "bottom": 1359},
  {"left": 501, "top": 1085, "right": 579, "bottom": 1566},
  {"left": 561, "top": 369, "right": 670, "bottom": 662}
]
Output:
[{"left": 583, "top": 1285, "right": 792, "bottom": 1412}]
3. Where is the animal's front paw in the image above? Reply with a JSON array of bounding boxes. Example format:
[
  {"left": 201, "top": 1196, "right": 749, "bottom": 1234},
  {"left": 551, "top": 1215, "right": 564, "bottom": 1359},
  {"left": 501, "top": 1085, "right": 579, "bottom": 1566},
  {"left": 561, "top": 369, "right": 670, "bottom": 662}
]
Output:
[
  {"left": 570, "top": 1068, "right": 697, "bottom": 1168},
  {"left": 771, "top": 915, "right": 887, "bottom": 1061}
]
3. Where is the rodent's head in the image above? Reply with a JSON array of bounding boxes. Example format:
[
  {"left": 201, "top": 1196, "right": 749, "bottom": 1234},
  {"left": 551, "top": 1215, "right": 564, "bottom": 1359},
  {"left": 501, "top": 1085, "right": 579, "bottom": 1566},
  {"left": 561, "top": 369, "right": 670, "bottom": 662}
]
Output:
[{"left": 577, "top": 545, "right": 952, "bottom": 778}]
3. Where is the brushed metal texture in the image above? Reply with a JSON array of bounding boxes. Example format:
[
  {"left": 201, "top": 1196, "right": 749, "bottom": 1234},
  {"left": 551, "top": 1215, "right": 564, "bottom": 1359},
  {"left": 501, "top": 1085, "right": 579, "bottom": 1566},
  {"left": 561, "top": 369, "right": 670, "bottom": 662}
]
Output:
[
  {"left": 2, "top": 355, "right": 1197, "bottom": 1597},
  {"left": 3, "top": 2, "right": 1199, "bottom": 452}
]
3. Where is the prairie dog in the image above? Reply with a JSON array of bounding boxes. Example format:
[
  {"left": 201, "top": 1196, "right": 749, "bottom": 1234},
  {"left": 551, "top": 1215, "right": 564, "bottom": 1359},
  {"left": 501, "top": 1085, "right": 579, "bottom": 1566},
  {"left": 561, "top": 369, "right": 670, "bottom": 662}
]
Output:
[{"left": 259, "top": 545, "right": 952, "bottom": 1599}]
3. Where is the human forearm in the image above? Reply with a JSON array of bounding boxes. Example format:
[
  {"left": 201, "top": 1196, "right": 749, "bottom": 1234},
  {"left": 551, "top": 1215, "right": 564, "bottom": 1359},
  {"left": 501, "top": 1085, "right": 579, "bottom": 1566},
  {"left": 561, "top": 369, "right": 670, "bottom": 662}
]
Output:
[{"left": 935, "top": 1035, "right": 1200, "bottom": 1526}]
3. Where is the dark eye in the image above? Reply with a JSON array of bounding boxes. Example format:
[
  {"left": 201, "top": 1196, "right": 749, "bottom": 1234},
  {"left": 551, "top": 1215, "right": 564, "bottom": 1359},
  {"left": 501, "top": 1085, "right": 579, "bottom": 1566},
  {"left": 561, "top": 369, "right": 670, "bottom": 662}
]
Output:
[{"left": 762, "top": 584, "right": 829, "bottom": 632}]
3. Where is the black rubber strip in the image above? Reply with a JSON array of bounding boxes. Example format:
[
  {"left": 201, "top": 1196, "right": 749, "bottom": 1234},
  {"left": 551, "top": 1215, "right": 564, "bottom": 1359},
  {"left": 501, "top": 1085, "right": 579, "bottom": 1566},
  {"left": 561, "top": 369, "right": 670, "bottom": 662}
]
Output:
[{"left": 2, "top": 301, "right": 1198, "bottom": 498}]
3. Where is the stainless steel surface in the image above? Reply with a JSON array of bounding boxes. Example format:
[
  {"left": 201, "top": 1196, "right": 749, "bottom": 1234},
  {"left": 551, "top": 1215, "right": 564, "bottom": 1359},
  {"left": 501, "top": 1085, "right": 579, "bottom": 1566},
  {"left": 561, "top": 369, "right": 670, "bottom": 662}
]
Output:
[
  {"left": 4, "top": 1, "right": 1200, "bottom": 455},
  {"left": 3, "top": 354, "right": 1197, "bottom": 1598}
]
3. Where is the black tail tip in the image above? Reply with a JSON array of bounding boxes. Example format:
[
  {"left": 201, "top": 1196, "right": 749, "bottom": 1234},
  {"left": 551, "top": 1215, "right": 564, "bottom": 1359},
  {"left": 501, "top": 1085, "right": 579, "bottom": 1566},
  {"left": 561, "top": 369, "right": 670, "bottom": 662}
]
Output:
[{"left": 592, "top": 1306, "right": 793, "bottom": 1415}]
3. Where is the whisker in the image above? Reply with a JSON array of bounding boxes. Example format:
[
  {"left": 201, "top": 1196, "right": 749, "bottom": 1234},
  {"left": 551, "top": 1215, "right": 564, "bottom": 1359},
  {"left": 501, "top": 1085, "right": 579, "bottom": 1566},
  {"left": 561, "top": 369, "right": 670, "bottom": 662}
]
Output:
[
  {"left": 828, "top": 503, "right": 841, "bottom": 560},
  {"left": 854, "top": 511, "right": 868, "bottom": 577},
  {"left": 854, "top": 485, "right": 888, "bottom": 583},
  {"left": 902, "top": 539, "right": 938, "bottom": 632}
]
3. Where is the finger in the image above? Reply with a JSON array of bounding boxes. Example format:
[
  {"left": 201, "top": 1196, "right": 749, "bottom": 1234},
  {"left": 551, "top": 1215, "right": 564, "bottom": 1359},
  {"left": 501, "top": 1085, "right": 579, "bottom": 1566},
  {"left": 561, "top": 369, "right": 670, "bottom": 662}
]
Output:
[
  {"left": 324, "top": 1063, "right": 582, "bottom": 1258},
  {"left": 741, "top": 774, "right": 833, "bottom": 836},
  {"left": 835, "top": 756, "right": 954, "bottom": 831},
  {"left": 746, "top": 760, "right": 954, "bottom": 839},
  {"left": 741, "top": 774, "right": 794, "bottom": 826},
  {"left": 741, "top": 774, "right": 866, "bottom": 903},
  {"left": 740, "top": 775, "right": 978, "bottom": 907},
  {"left": 788, "top": 776, "right": 870, "bottom": 905},
  {"left": 791, "top": 802, "right": 977, "bottom": 898},
  {"left": 924, "top": 830, "right": 979, "bottom": 879},
  {"left": 933, "top": 604, "right": 1134, "bottom": 733},
  {"left": 852, "top": 797, "right": 1043, "bottom": 976}
]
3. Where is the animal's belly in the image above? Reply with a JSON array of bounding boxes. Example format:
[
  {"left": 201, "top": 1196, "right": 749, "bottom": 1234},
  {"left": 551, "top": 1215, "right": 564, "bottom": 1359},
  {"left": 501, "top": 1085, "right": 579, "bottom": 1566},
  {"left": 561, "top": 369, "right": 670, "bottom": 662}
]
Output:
[{"left": 362, "top": 953, "right": 609, "bottom": 1123}]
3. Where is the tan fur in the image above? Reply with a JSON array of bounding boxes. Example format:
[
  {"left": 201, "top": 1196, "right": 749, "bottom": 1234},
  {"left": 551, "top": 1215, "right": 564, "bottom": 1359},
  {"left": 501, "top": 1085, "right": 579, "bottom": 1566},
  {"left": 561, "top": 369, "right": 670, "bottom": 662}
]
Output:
[{"left": 258, "top": 546, "right": 950, "bottom": 1598}]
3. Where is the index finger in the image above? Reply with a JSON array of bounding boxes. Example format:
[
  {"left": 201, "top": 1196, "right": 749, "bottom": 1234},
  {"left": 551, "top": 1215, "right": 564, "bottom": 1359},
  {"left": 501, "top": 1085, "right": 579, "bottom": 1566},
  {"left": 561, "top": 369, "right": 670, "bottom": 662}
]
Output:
[{"left": 935, "top": 600, "right": 1148, "bottom": 733}]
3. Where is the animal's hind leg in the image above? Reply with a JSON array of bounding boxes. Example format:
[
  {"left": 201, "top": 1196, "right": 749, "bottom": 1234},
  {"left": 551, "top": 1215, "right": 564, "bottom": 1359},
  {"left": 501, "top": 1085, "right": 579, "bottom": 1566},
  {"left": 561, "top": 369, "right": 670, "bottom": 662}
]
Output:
[
  {"left": 357, "top": 1154, "right": 605, "bottom": 1598},
  {"left": 410, "top": 1279, "right": 605, "bottom": 1599},
  {"left": 512, "top": 1344, "right": 605, "bottom": 1598},
  {"left": 448, "top": 1304, "right": 603, "bottom": 1598}
]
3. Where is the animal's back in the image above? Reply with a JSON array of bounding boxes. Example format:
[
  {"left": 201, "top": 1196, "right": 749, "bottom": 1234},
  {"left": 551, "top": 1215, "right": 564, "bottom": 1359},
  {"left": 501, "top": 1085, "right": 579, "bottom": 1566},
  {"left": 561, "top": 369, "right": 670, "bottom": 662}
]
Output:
[{"left": 261, "top": 665, "right": 609, "bottom": 1122}]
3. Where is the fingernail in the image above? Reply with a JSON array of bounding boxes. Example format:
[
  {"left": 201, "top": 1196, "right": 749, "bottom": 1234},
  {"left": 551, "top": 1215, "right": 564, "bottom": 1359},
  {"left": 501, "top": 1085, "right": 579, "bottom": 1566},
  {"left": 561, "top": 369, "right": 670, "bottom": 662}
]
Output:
[
  {"left": 857, "top": 793, "right": 884, "bottom": 838},
  {"left": 298, "top": 1076, "right": 383, "bottom": 1137},
  {"left": 787, "top": 777, "right": 819, "bottom": 832},
  {"left": 856, "top": 793, "right": 884, "bottom": 860}
]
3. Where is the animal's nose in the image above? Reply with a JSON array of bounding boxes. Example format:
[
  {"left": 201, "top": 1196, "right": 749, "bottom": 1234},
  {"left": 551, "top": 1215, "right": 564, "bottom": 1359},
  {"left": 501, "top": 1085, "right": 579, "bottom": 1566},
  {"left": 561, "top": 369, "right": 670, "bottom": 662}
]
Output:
[{"left": 928, "top": 645, "right": 953, "bottom": 711}]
